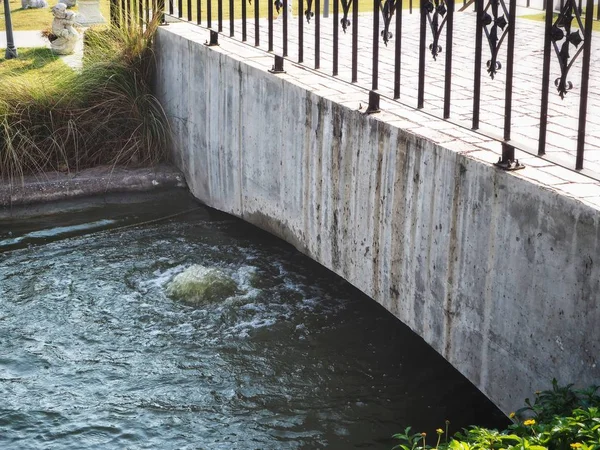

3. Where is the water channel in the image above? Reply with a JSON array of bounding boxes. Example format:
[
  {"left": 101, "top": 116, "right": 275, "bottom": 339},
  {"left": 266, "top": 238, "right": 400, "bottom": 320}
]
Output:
[{"left": 0, "top": 190, "right": 507, "bottom": 449}]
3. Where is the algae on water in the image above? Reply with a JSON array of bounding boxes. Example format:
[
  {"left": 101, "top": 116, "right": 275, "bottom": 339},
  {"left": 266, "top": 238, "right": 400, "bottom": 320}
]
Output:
[{"left": 166, "top": 265, "right": 238, "bottom": 305}]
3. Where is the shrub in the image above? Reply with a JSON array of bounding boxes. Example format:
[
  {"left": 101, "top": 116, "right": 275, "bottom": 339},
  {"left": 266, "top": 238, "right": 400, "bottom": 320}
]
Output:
[
  {"left": 393, "top": 381, "right": 600, "bottom": 450},
  {"left": 0, "top": 17, "right": 169, "bottom": 182}
]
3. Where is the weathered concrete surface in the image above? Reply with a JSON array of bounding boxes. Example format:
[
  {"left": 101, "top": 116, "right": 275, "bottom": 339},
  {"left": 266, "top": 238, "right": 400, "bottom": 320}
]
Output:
[
  {"left": 153, "top": 23, "right": 600, "bottom": 414},
  {"left": 0, "top": 164, "right": 186, "bottom": 207}
]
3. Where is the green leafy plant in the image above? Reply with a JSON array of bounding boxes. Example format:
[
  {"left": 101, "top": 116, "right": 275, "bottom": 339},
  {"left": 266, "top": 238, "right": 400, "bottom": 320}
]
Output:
[{"left": 393, "top": 383, "right": 600, "bottom": 450}]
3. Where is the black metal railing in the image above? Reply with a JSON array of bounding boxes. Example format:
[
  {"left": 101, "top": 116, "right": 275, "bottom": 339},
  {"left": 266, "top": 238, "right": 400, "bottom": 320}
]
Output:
[{"left": 112, "top": 0, "right": 598, "bottom": 174}]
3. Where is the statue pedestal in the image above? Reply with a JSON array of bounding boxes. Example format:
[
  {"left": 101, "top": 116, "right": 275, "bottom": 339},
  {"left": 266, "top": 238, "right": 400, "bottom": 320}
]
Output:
[{"left": 77, "top": 0, "right": 106, "bottom": 25}]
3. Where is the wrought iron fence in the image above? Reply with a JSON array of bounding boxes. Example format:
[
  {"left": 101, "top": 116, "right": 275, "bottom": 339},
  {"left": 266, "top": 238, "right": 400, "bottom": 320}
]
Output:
[{"left": 111, "top": 0, "right": 598, "bottom": 174}]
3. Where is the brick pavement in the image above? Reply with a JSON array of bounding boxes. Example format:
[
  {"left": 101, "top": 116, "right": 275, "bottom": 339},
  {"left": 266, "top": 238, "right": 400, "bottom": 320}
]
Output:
[{"left": 176, "top": 7, "right": 600, "bottom": 176}]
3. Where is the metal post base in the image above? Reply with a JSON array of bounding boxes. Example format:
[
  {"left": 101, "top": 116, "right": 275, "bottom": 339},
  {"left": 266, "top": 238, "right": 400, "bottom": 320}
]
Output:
[
  {"left": 494, "top": 158, "right": 525, "bottom": 171},
  {"left": 365, "top": 90, "right": 380, "bottom": 114},
  {"left": 205, "top": 30, "right": 219, "bottom": 46},
  {"left": 268, "top": 55, "right": 286, "bottom": 74}
]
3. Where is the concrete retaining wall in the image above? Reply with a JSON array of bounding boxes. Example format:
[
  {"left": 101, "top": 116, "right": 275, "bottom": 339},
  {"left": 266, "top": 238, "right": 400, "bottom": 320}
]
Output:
[{"left": 153, "top": 24, "right": 600, "bottom": 414}]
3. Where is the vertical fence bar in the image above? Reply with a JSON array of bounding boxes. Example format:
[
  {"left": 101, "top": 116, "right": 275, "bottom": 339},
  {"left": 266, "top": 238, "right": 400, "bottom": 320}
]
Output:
[
  {"left": 394, "top": 0, "right": 402, "bottom": 98},
  {"left": 417, "top": 0, "right": 426, "bottom": 108},
  {"left": 207, "top": 0, "right": 212, "bottom": 27},
  {"left": 597, "top": 0, "right": 600, "bottom": 20},
  {"left": 197, "top": 0, "right": 201, "bottom": 24},
  {"left": 218, "top": 0, "right": 223, "bottom": 31},
  {"left": 178, "top": 0, "right": 182, "bottom": 18},
  {"left": 229, "top": 0, "right": 234, "bottom": 36},
  {"left": 538, "top": 0, "right": 553, "bottom": 156},
  {"left": 333, "top": 0, "right": 339, "bottom": 75},
  {"left": 576, "top": 0, "right": 594, "bottom": 170},
  {"left": 472, "top": 0, "right": 483, "bottom": 128},
  {"left": 298, "top": 0, "right": 304, "bottom": 61},
  {"left": 111, "top": 0, "right": 119, "bottom": 25},
  {"left": 283, "top": 0, "right": 288, "bottom": 56},
  {"left": 351, "top": 0, "right": 358, "bottom": 82},
  {"left": 168, "top": 0, "right": 173, "bottom": 16},
  {"left": 268, "top": 0, "right": 274, "bottom": 51},
  {"left": 120, "top": 0, "right": 125, "bottom": 25},
  {"left": 501, "top": 0, "right": 517, "bottom": 162},
  {"left": 242, "top": 0, "right": 247, "bottom": 40},
  {"left": 316, "top": 0, "right": 321, "bottom": 68},
  {"left": 158, "top": 0, "right": 165, "bottom": 21},
  {"left": 410, "top": 0, "right": 413, "bottom": 12},
  {"left": 372, "top": 0, "right": 379, "bottom": 90},
  {"left": 254, "top": 0, "right": 259, "bottom": 45},
  {"left": 443, "top": 0, "right": 454, "bottom": 118},
  {"left": 138, "top": 0, "right": 143, "bottom": 27},
  {"left": 188, "top": 0, "right": 192, "bottom": 21}
]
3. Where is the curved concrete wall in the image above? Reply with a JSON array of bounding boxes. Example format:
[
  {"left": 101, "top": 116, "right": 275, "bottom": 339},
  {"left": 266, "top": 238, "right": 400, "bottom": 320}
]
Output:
[{"left": 153, "top": 23, "right": 600, "bottom": 414}]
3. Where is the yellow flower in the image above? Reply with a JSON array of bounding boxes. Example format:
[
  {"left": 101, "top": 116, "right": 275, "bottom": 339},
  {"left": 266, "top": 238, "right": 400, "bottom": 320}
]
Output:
[
  {"left": 509, "top": 412, "right": 516, "bottom": 419},
  {"left": 570, "top": 444, "right": 583, "bottom": 449},
  {"left": 535, "top": 390, "right": 542, "bottom": 395},
  {"left": 436, "top": 428, "right": 444, "bottom": 435},
  {"left": 523, "top": 419, "right": 536, "bottom": 426}
]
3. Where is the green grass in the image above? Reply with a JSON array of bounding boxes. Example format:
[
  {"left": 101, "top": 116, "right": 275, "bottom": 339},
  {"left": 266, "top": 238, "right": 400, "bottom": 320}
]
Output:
[
  {"left": 0, "top": 0, "right": 111, "bottom": 31},
  {"left": 1, "top": 0, "right": 413, "bottom": 32},
  {"left": 521, "top": 11, "right": 600, "bottom": 32},
  {"left": 158, "top": 0, "right": 414, "bottom": 22},
  {"left": 0, "top": 18, "right": 169, "bottom": 182}
]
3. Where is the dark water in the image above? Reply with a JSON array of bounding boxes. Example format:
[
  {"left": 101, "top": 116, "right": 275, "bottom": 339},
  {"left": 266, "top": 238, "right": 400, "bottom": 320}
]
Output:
[{"left": 0, "top": 190, "right": 507, "bottom": 449}]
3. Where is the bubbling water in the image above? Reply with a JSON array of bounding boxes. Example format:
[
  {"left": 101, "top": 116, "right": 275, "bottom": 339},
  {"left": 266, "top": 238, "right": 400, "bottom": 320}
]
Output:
[{"left": 0, "top": 191, "right": 507, "bottom": 449}]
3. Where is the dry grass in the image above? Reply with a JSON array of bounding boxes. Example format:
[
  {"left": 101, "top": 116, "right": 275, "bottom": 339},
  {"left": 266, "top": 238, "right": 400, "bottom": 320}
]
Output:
[{"left": 0, "top": 18, "right": 169, "bottom": 182}]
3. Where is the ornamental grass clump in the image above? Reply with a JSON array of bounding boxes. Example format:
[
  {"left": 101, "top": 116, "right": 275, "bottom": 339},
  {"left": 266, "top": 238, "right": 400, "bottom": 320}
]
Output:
[
  {"left": 0, "top": 17, "right": 168, "bottom": 183},
  {"left": 393, "top": 381, "right": 600, "bottom": 450}
]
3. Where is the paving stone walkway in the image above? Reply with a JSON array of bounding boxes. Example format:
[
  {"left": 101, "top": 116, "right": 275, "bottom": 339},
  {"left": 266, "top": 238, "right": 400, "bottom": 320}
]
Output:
[{"left": 173, "top": 6, "right": 600, "bottom": 176}]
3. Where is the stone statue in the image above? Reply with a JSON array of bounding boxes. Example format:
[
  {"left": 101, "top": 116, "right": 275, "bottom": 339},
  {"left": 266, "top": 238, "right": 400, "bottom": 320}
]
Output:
[
  {"left": 21, "top": 0, "right": 48, "bottom": 9},
  {"left": 49, "top": 3, "right": 79, "bottom": 55},
  {"left": 59, "top": 0, "right": 77, "bottom": 7}
]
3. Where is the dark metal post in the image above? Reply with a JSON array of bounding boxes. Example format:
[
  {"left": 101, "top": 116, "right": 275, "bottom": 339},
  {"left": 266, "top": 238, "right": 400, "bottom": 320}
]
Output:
[
  {"left": 169, "top": 0, "right": 173, "bottom": 16},
  {"left": 538, "top": 0, "right": 553, "bottom": 156},
  {"left": 254, "top": 0, "right": 259, "bottom": 45},
  {"left": 499, "top": 0, "right": 518, "bottom": 166},
  {"left": 352, "top": 0, "right": 358, "bottom": 82},
  {"left": 372, "top": 0, "right": 379, "bottom": 90},
  {"left": 576, "top": 0, "right": 594, "bottom": 170},
  {"left": 417, "top": 0, "right": 427, "bottom": 108},
  {"left": 121, "top": 0, "right": 126, "bottom": 26},
  {"left": 298, "top": 0, "right": 304, "bottom": 61},
  {"left": 178, "top": 0, "right": 182, "bottom": 18},
  {"left": 187, "top": 0, "right": 192, "bottom": 21},
  {"left": 443, "top": 0, "right": 454, "bottom": 118},
  {"left": 111, "top": 0, "right": 119, "bottom": 25},
  {"left": 229, "top": 0, "right": 234, "bottom": 36},
  {"left": 394, "top": 0, "right": 402, "bottom": 98},
  {"left": 3, "top": 0, "right": 17, "bottom": 59},
  {"left": 157, "top": 0, "right": 165, "bottom": 23},
  {"left": 207, "top": 0, "right": 212, "bottom": 27},
  {"left": 472, "top": 0, "right": 482, "bottom": 129},
  {"left": 283, "top": 0, "right": 288, "bottom": 56},
  {"left": 138, "top": 0, "right": 142, "bottom": 27},
  {"left": 333, "top": 0, "right": 339, "bottom": 75},
  {"left": 242, "top": 0, "right": 247, "bottom": 40},
  {"left": 197, "top": 0, "right": 202, "bottom": 24},
  {"left": 268, "top": 0, "right": 274, "bottom": 51},
  {"left": 218, "top": 0, "right": 223, "bottom": 31},
  {"left": 315, "top": 0, "right": 321, "bottom": 68}
]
